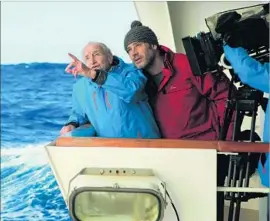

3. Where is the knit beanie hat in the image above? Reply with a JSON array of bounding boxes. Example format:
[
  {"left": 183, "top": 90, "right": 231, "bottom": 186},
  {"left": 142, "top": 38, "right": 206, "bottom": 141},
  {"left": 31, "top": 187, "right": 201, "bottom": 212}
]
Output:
[{"left": 124, "top": 20, "right": 159, "bottom": 51}]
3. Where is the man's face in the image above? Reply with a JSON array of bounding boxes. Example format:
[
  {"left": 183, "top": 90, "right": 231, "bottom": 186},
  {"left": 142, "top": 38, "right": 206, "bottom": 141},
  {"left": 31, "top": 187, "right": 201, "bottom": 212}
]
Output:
[
  {"left": 127, "top": 42, "right": 156, "bottom": 69},
  {"left": 83, "top": 43, "right": 112, "bottom": 71}
]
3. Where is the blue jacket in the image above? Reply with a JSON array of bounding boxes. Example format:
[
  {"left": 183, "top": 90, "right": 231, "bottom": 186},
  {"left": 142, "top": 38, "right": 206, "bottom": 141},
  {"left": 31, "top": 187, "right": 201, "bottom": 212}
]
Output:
[
  {"left": 224, "top": 45, "right": 269, "bottom": 187},
  {"left": 66, "top": 56, "right": 160, "bottom": 139}
]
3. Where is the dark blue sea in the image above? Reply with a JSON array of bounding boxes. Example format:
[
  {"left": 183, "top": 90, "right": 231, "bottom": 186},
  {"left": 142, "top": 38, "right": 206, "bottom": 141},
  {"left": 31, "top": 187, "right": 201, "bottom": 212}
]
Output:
[{"left": 1, "top": 63, "right": 76, "bottom": 221}]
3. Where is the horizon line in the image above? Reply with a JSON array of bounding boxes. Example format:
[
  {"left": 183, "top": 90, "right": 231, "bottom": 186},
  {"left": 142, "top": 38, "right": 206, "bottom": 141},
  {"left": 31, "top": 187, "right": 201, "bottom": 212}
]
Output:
[{"left": 1, "top": 61, "right": 69, "bottom": 66}]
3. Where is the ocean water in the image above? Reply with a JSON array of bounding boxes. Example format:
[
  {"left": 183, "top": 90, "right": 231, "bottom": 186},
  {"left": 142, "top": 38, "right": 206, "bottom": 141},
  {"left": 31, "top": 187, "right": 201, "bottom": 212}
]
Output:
[{"left": 1, "top": 63, "right": 76, "bottom": 221}]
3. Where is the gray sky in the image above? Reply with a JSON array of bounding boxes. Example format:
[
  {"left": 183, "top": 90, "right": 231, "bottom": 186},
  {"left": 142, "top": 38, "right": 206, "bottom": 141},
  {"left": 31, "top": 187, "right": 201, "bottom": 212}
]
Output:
[{"left": 1, "top": 2, "right": 138, "bottom": 64}]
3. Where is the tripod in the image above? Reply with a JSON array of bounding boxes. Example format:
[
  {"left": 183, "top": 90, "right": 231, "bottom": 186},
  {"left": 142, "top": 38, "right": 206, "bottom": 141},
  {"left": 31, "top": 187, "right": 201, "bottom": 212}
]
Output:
[{"left": 219, "top": 70, "right": 267, "bottom": 221}]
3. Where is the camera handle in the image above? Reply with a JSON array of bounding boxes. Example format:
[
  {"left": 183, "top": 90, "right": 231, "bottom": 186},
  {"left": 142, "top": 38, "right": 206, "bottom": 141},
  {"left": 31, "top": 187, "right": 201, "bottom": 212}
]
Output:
[{"left": 220, "top": 53, "right": 233, "bottom": 70}]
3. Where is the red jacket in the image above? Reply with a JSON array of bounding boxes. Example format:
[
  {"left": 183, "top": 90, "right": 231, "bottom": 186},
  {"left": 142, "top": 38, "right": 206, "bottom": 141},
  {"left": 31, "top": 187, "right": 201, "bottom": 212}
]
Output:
[{"left": 145, "top": 46, "right": 235, "bottom": 140}]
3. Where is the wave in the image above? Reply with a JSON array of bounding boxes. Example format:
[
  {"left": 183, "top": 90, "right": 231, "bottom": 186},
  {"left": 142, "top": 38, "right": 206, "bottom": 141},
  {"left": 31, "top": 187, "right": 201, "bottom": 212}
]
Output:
[{"left": 1, "top": 143, "right": 71, "bottom": 221}]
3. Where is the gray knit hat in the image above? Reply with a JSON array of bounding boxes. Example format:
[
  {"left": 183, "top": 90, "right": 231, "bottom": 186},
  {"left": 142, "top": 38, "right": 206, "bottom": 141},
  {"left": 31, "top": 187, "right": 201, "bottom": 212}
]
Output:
[{"left": 124, "top": 20, "right": 159, "bottom": 51}]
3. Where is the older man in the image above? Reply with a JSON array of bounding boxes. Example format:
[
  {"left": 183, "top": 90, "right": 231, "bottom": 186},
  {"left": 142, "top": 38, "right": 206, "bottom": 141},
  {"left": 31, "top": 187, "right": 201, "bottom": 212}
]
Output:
[
  {"left": 60, "top": 42, "right": 160, "bottom": 138},
  {"left": 124, "top": 21, "right": 236, "bottom": 221}
]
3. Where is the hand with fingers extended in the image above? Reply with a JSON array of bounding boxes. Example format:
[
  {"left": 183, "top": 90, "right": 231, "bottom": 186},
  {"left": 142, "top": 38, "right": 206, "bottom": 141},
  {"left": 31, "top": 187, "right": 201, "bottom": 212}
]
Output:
[{"left": 65, "top": 53, "right": 96, "bottom": 79}]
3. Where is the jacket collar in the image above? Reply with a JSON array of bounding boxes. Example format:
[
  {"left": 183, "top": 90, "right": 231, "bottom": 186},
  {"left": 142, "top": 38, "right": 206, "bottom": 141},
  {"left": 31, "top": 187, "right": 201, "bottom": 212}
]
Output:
[
  {"left": 109, "top": 56, "right": 121, "bottom": 72},
  {"left": 160, "top": 45, "right": 175, "bottom": 72},
  {"left": 158, "top": 45, "right": 175, "bottom": 91}
]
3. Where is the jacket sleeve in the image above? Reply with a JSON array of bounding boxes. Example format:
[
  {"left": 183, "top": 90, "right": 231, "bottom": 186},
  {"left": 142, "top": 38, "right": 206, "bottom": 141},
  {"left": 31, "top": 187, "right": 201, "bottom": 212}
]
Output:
[
  {"left": 223, "top": 45, "right": 269, "bottom": 93},
  {"left": 184, "top": 55, "right": 236, "bottom": 140},
  {"left": 99, "top": 68, "right": 147, "bottom": 103},
  {"left": 66, "top": 86, "right": 89, "bottom": 127}
]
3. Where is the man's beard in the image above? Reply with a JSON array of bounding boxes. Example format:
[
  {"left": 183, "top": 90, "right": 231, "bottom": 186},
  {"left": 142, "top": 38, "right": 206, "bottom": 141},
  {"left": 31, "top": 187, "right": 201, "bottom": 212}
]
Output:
[{"left": 141, "top": 54, "right": 155, "bottom": 70}]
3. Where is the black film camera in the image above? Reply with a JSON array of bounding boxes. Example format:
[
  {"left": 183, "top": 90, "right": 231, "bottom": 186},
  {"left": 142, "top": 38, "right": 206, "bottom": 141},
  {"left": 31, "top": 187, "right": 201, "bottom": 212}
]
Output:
[{"left": 182, "top": 3, "right": 269, "bottom": 76}]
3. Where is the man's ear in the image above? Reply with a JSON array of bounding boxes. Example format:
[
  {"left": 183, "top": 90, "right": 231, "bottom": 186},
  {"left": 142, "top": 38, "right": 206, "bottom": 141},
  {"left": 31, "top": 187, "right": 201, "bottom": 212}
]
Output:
[{"left": 149, "top": 44, "right": 158, "bottom": 50}]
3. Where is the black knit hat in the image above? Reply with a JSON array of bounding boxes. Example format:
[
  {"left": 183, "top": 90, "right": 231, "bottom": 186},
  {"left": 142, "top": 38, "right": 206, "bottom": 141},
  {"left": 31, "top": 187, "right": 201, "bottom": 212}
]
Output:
[{"left": 124, "top": 20, "right": 159, "bottom": 51}]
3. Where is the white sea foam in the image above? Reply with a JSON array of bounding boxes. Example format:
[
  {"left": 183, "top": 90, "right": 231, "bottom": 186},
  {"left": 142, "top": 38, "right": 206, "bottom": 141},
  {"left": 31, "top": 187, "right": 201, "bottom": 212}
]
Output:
[{"left": 1, "top": 143, "right": 50, "bottom": 168}]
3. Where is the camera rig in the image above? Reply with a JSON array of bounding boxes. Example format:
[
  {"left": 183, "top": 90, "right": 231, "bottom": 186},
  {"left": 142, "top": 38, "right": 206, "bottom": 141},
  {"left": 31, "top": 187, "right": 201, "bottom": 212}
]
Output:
[{"left": 182, "top": 3, "right": 269, "bottom": 221}]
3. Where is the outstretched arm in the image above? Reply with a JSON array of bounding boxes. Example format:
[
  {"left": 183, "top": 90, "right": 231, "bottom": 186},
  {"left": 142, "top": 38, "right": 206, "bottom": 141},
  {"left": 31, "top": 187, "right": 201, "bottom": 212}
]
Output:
[
  {"left": 223, "top": 45, "right": 269, "bottom": 93},
  {"left": 65, "top": 53, "right": 147, "bottom": 103},
  {"left": 98, "top": 68, "right": 147, "bottom": 103}
]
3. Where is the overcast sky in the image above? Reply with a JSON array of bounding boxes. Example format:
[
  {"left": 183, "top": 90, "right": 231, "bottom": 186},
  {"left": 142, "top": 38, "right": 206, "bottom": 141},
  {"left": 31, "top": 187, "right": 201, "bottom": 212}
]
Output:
[{"left": 1, "top": 2, "right": 138, "bottom": 64}]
